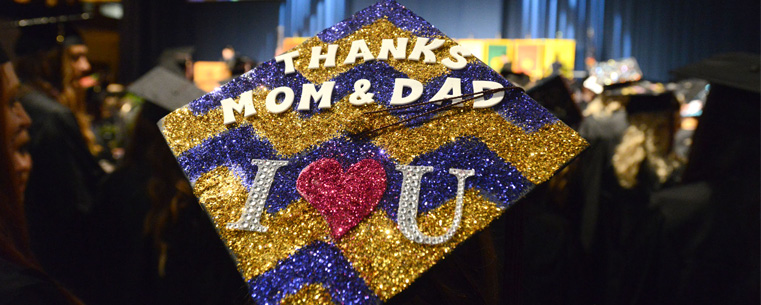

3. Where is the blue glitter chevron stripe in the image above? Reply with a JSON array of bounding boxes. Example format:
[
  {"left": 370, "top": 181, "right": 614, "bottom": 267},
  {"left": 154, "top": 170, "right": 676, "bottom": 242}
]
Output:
[
  {"left": 409, "top": 62, "right": 558, "bottom": 133},
  {"left": 316, "top": 0, "right": 444, "bottom": 43},
  {"left": 178, "top": 126, "right": 533, "bottom": 216},
  {"left": 248, "top": 241, "right": 379, "bottom": 305},
  {"left": 299, "top": 60, "right": 410, "bottom": 118}
]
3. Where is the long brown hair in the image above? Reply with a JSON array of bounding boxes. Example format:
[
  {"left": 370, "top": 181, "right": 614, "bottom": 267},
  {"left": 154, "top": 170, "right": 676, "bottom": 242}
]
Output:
[
  {"left": 14, "top": 46, "right": 100, "bottom": 155},
  {"left": 0, "top": 63, "right": 35, "bottom": 269},
  {"left": 1, "top": 61, "right": 85, "bottom": 305},
  {"left": 125, "top": 102, "right": 195, "bottom": 277}
]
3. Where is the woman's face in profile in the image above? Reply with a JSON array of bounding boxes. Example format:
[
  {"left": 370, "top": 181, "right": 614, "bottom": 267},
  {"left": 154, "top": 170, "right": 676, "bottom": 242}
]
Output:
[{"left": 2, "top": 62, "right": 32, "bottom": 198}]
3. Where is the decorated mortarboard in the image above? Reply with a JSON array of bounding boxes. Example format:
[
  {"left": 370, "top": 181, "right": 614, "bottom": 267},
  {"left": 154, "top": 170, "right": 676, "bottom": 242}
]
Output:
[
  {"left": 159, "top": 1, "right": 587, "bottom": 303},
  {"left": 128, "top": 66, "right": 206, "bottom": 112},
  {"left": 584, "top": 57, "right": 643, "bottom": 94}
]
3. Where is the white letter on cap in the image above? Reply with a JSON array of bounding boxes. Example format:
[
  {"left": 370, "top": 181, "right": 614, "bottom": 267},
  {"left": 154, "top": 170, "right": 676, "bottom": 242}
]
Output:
[
  {"left": 431, "top": 77, "right": 463, "bottom": 106},
  {"left": 222, "top": 90, "right": 256, "bottom": 125},
  {"left": 298, "top": 81, "right": 336, "bottom": 111},
  {"left": 343, "top": 40, "right": 375, "bottom": 65},
  {"left": 377, "top": 38, "right": 408, "bottom": 61},
  {"left": 265, "top": 86, "right": 295, "bottom": 113},
  {"left": 275, "top": 50, "right": 300, "bottom": 75},
  {"left": 472, "top": 80, "right": 504, "bottom": 108},
  {"left": 441, "top": 45, "right": 472, "bottom": 70},
  {"left": 308, "top": 45, "right": 339, "bottom": 69},
  {"left": 226, "top": 159, "right": 289, "bottom": 232},
  {"left": 390, "top": 78, "right": 424, "bottom": 105},
  {"left": 408, "top": 37, "right": 445, "bottom": 63}
]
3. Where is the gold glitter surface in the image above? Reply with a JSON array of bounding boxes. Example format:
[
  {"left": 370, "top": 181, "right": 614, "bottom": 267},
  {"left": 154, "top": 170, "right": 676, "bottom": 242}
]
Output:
[
  {"left": 163, "top": 94, "right": 586, "bottom": 184},
  {"left": 370, "top": 109, "right": 588, "bottom": 184},
  {"left": 193, "top": 166, "right": 331, "bottom": 280},
  {"left": 290, "top": 19, "right": 475, "bottom": 85},
  {"left": 280, "top": 283, "right": 335, "bottom": 305},
  {"left": 160, "top": 87, "right": 269, "bottom": 155},
  {"left": 336, "top": 189, "right": 503, "bottom": 300}
]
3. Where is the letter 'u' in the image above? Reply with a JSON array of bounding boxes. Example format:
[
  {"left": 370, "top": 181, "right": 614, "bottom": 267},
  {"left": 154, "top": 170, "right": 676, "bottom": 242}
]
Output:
[{"left": 395, "top": 165, "right": 475, "bottom": 245}]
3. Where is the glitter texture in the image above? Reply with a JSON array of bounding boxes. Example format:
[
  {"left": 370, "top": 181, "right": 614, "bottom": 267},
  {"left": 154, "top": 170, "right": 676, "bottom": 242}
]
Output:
[
  {"left": 316, "top": 0, "right": 444, "bottom": 43},
  {"left": 336, "top": 189, "right": 504, "bottom": 300},
  {"left": 297, "top": 159, "right": 387, "bottom": 240},
  {"left": 159, "top": 0, "right": 588, "bottom": 303},
  {"left": 248, "top": 241, "right": 379, "bottom": 305},
  {"left": 280, "top": 283, "right": 334, "bottom": 305},
  {"left": 194, "top": 167, "right": 331, "bottom": 280}
]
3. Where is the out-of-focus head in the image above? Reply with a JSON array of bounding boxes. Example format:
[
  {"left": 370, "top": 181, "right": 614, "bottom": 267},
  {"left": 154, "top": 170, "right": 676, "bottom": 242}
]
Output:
[
  {"left": 221, "top": 45, "right": 235, "bottom": 61},
  {"left": 14, "top": 23, "right": 89, "bottom": 87},
  {"left": 1, "top": 48, "right": 32, "bottom": 200}
]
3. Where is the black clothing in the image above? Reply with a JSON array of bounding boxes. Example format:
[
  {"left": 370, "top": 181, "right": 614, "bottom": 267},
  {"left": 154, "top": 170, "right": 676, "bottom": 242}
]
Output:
[
  {"left": 90, "top": 159, "right": 252, "bottom": 305},
  {"left": 19, "top": 89, "right": 104, "bottom": 299},
  {"left": 0, "top": 258, "right": 69, "bottom": 305}
]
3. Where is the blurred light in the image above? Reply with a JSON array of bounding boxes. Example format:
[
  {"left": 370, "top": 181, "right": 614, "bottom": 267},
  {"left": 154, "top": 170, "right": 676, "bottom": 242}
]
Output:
[{"left": 100, "top": 3, "right": 123, "bottom": 19}]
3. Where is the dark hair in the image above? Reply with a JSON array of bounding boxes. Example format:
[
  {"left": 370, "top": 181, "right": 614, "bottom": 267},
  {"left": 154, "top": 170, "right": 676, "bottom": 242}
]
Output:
[
  {"left": 124, "top": 102, "right": 195, "bottom": 275},
  {"left": 0, "top": 62, "right": 34, "bottom": 269},
  {"left": 14, "top": 33, "right": 100, "bottom": 155},
  {"left": 0, "top": 61, "right": 85, "bottom": 305}
]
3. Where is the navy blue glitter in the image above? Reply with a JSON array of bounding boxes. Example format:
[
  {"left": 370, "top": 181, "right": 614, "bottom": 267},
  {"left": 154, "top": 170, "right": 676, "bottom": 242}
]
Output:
[
  {"left": 317, "top": 0, "right": 444, "bottom": 43},
  {"left": 178, "top": 126, "right": 533, "bottom": 217},
  {"left": 248, "top": 241, "right": 378, "bottom": 305},
  {"left": 300, "top": 60, "right": 410, "bottom": 118},
  {"left": 433, "top": 62, "right": 558, "bottom": 132}
]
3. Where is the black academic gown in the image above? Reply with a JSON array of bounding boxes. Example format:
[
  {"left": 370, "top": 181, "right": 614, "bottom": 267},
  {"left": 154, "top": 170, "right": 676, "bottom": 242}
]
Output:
[
  {"left": 632, "top": 177, "right": 760, "bottom": 305},
  {"left": 90, "top": 164, "right": 253, "bottom": 305},
  {"left": 0, "top": 257, "right": 70, "bottom": 305},
  {"left": 19, "top": 89, "right": 104, "bottom": 300}
]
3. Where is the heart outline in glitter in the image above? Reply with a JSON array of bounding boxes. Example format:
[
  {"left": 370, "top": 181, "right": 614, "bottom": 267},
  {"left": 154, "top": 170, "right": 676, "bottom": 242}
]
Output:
[{"left": 296, "top": 158, "right": 387, "bottom": 240}]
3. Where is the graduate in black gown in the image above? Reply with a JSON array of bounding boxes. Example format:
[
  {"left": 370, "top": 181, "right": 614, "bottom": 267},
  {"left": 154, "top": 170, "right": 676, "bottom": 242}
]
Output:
[
  {"left": 90, "top": 67, "right": 253, "bottom": 305},
  {"left": 13, "top": 24, "right": 104, "bottom": 300},
  {"left": 631, "top": 53, "right": 760, "bottom": 305},
  {"left": 0, "top": 42, "right": 83, "bottom": 305}
]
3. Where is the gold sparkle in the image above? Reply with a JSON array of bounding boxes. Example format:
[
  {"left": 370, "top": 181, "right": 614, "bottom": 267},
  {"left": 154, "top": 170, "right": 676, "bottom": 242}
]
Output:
[
  {"left": 336, "top": 189, "right": 503, "bottom": 300},
  {"left": 290, "top": 19, "right": 475, "bottom": 85},
  {"left": 160, "top": 87, "right": 269, "bottom": 155},
  {"left": 161, "top": 96, "right": 585, "bottom": 184},
  {"left": 280, "top": 283, "right": 335, "bottom": 305},
  {"left": 193, "top": 166, "right": 331, "bottom": 280},
  {"left": 370, "top": 110, "right": 588, "bottom": 184}
]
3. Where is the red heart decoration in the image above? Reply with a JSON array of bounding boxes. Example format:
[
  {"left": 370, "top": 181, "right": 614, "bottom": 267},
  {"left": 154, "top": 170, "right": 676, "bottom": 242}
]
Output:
[{"left": 296, "top": 158, "right": 387, "bottom": 240}]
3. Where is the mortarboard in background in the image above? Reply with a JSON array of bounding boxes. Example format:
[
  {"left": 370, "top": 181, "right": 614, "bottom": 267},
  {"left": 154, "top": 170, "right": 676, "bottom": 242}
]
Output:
[
  {"left": 671, "top": 52, "right": 760, "bottom": 94},
  {"left": 673, "top": 52, "right": 760, "bottom": 183},
  {"left": 128, "top": 66, "right": 205, "bottom": 113}
]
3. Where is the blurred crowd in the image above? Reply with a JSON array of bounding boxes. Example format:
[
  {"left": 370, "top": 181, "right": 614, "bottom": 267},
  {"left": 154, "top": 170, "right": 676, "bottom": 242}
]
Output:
[{"left": 0, "top": 22, "right": 758, "bottom": 305}]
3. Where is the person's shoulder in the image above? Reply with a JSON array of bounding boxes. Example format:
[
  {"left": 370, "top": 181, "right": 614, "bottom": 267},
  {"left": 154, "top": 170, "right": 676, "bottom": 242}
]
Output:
[
  {"left": 0, "top": 258, "right": 68, "bottom": 305},
  {"left": 18, "top": 89, "right": 73, "bottom": 124}
]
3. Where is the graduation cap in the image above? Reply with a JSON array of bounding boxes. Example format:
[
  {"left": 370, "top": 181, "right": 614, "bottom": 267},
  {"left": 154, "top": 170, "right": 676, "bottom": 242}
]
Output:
[
  {"left": 128, "top": 66, "right": 205, "bottom": 112},
  {"left": 673, "top": 52, "right": 760, "bottom": 183},
  {"left": 584, "top": 58, "right": 643, "bottom": 94},
  {"left": 527, "top": 75, "right": 583, "bottom": 128},
  {"left": 158, "top": 1, "right": 587, "bottom": 303},
  {"left": 625, "top": 92, "right": 679, "bottom": 115},
  {"left": 671, "top": 52, "right": 760, "bottom": 94},
  {"left": 14, "top": 23, "right": 84, "bottom": 57},
  {"left": 157, "top": 46, "right": 194, "bottom": 77}
]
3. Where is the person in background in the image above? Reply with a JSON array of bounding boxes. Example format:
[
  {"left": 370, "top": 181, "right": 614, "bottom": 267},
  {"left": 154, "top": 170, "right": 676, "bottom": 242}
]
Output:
[
  {"left": 12, "top": 24, "right": 104, "bottom": 300},
  {"left": 90, "top": 67, "right": 253, "bottom": 305},
  {"left": 0, "top": 45, "right": 83, "bottom": 305}
]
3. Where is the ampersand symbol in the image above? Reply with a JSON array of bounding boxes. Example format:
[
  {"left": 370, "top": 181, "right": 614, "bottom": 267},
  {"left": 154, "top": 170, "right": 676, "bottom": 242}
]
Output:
[{"left": 349, "top": 79, "right": 375, "bottom": 106}]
